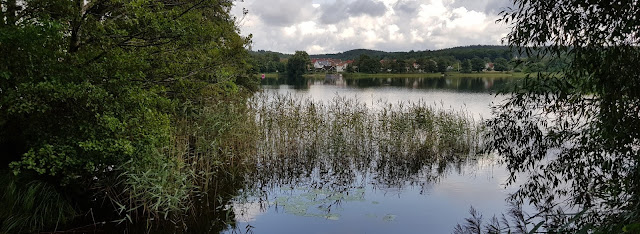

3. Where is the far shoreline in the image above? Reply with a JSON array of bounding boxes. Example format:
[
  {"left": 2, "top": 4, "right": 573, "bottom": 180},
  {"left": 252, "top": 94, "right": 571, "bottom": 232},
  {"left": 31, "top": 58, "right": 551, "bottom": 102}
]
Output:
[{"left": 258, "top": 72, "right": 529, "bottom": 79}]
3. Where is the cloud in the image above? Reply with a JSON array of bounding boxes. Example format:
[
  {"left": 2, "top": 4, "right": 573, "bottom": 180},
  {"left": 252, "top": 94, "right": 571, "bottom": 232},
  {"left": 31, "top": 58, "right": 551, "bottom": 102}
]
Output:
[
  {"left": 233, "top": 0, "right": 513, "bottom": 54},
  {"left": 318, "top": 0, "right": 387, "bottom": 25},
  {"left": 447, "top": 0, "right": 512, "bottom": 14},
  {"left": 348, "top": 0, "right": 388, "bottom": 17},
  {"left": 318, "top": 2, "right": 349, "bottom": 24},
  {"left": 251, "top": 0, "right": 316, "bottom": 26},
  {"left": 393, "top": 0, "right": 421, "bottom": 16}
]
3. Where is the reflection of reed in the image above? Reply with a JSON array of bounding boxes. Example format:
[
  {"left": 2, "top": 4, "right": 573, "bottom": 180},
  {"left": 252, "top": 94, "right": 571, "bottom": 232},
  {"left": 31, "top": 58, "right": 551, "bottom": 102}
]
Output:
[{"left": 246, "top": 92, "right": 485, "bottom": 192}]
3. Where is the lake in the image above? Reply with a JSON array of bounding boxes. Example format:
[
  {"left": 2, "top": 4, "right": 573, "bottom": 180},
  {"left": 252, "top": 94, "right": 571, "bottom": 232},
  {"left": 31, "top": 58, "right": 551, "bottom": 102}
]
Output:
[{"left": 221, "top": 74, "right": 527, "bottom": 234}]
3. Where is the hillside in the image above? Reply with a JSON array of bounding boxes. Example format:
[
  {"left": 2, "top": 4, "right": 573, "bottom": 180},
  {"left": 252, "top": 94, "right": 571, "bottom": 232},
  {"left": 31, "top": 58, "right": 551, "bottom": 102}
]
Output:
[
  {"left": 309, "top": 45, "right": 516, "bottom": 61},
  {"left": 252, "top": 45, "right": 521, "bottom": 62}
]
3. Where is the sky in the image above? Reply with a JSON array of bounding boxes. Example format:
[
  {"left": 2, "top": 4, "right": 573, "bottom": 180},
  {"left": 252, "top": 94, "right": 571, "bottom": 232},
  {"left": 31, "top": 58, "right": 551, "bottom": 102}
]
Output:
[{"left": 231, "top": 0, "right": 513, "bottom": 54}]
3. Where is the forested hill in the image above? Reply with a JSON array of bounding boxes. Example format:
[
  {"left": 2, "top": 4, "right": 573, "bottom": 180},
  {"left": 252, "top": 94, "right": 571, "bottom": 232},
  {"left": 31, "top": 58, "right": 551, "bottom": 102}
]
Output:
[
  {"left": 250, "top": 50, "right": 292, "bottom": 59},
  {"left": 310, "top": 45, "right": 516, "bottom": 61},
  {"left": 251, "top": 45, "right": 519, "bottom": 61}
]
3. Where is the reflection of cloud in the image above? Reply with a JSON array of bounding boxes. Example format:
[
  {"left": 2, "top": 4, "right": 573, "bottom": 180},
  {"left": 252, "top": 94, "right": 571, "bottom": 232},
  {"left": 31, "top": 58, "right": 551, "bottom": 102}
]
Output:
[
  {"left": 232, "top": 202, "right": 266, "bottom": 222},
  {"left": 232, "top": 0, "right": 513, "bottom": 54}
]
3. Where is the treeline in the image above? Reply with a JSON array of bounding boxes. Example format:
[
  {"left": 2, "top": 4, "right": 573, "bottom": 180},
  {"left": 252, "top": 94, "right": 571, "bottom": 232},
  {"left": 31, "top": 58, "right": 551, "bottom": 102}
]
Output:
[
  {"left": 252, "top": 46, "right": 567, "bottom": 75},
  {"left": 250, "top": 52, "right": 286, "bottom": 73},
  {"left": 312, "top": 45, "right": 515, "bottom": 61},
  {"left": 0, "top": 0, "right": 258, "bottom": 232}
]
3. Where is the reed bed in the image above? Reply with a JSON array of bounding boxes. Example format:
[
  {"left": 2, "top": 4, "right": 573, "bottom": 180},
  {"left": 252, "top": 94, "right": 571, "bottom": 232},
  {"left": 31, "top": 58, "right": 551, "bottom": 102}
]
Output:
[
  {"left": 110, "top": 91, "right": 486, "bottom": 232},
  {"left": 246, "top": 92, "right": 485, "bottom": 190}
]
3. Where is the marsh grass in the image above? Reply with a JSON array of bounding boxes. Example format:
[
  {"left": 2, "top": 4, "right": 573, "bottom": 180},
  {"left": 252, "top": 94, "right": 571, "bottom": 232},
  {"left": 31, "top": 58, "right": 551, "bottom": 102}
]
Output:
[
  {"left": 102, "top": 92, "right": 261, "bottom": 232},
  {"left": 98, "top": 90, "right": 485, "bottom": 232},
  {"left": 245, "top": 92, "right": 484, "bottom": 190},
  {"left": 0, "top": 171, "right": 77, "bottom": 233}
]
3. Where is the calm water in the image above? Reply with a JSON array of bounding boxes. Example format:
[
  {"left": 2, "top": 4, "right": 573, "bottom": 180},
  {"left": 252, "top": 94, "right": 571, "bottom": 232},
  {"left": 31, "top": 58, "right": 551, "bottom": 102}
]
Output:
[{"left": 223, "top": 75, "right": 525, "bottom": 234}]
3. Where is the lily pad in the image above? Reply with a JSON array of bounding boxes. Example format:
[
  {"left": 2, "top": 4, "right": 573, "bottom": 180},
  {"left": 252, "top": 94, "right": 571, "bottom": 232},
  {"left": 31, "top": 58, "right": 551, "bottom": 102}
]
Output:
[
  {"left": 382, "top": 214, "right": 397, "bottom": 222},
  {"left": 325, "top": 213, "right": 341, "bottom": 221}
]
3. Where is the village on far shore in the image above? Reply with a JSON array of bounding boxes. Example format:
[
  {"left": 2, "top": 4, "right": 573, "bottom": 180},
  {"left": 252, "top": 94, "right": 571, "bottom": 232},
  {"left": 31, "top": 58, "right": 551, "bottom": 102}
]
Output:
[{"left": 310, "top": 58, "right": 495, "bottom": 73}]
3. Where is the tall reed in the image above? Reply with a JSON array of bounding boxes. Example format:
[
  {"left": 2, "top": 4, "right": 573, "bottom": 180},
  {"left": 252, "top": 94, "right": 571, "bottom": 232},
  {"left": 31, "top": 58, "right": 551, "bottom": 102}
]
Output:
[{"left": 245, "top": 92, "right": 484, "bottom": 190}]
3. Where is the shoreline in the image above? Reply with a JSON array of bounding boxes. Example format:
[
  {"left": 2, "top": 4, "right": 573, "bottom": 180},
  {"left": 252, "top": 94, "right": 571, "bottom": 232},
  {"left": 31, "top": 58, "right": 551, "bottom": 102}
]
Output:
[{"left": 258, "top": 72, "right": 529, "bottom": 79}]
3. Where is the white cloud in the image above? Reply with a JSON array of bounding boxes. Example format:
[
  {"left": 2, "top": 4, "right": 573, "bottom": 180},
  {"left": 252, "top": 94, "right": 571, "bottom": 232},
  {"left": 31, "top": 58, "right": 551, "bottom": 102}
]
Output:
[{"left": 232, "top": 0, "right": 512, "bottom": 54}]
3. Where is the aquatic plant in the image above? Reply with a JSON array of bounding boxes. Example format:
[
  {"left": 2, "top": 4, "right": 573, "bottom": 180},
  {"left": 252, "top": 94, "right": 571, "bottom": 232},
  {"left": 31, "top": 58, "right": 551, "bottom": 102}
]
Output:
[{"left": 241, "top": 91, "right": 484, "bottom": 200}]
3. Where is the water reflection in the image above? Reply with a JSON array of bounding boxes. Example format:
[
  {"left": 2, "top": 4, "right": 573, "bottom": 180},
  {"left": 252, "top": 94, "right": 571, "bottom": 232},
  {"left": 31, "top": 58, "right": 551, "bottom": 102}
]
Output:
[
  {"left": 261, "top": 74, "right": 513, "bottom": 93},
  {"left": 216, "top": 93, "right": 503, "bottom": 234},
  {"left": 209, "top": 76, "right": 522, "bottom": 234}
]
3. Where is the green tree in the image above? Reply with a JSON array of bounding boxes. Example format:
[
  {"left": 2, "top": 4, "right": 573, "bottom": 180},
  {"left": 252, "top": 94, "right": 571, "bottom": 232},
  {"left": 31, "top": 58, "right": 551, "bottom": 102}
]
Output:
[
  {"left": 470, "top": 57, "right": 485, "bottom": 72},
  {"left": 487, "top": 0, "right": 640, "bottom": 232},
  {"left": 357, "top": 54, "right": 381, "bottom": 73},
  {"left": 493, "top": 58, "right": 509, "bottom": 71},
  {"left": 391, "top": 59, "right": 407, "bottom": 73},
  {"left": 0, "top": 0, "right": 255, "bottom": 231},
  {"left": 286, "top": 51, "right": 310, "bottom": 77},
  {"left": 346, "top": 64, "right": 355, "bottom": 73},
  {"left": 461, "top": 59, "right": 472, "bottom": 73},
  {"left": 435, "top": 58, "right": 451, "bottom": 73},
  {"left": 424, "top": 59, "right": 438, "bottom": 73},
  {"left": 523, "top": 61, "right": 545, "bottom": 73}
]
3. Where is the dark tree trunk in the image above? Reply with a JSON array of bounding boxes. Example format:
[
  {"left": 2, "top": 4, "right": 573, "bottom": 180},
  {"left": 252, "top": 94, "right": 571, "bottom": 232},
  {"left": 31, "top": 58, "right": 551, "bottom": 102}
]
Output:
[{"left": 69, "top": 0, "right": 85, "bottom": 53}]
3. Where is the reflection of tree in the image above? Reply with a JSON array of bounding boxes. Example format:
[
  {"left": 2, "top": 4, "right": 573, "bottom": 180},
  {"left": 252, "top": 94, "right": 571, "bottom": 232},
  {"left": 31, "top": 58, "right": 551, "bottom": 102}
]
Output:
[{"left": 265, "top": 76, "right": 515, "bottom": 93}]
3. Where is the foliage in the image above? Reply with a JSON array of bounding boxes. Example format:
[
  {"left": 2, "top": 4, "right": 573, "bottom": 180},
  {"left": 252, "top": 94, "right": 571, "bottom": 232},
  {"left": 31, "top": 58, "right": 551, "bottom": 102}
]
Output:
[
  {"left": 454, "top": 203, "right": 541, "bottom": 234},
  {"left": 355, "top": 54, "right": 382, "bottom": 73},
  {"left": 436, "top": 57, "right": 455, "bottom": 73},
  {"left": 259, "top": 46, "right": 564, "bottom": 74},
  {"left": 0, "top": 171, "right": 77, "bottom": 233},
  {"left": 461, "top": 60, "right": 473, "bottom": 73},
  {"left": 251, "top": 52, "right": 285, "bottom": 73},
  {"left": 417, "top": 58, "right": 438, "bottom": 73},
  {"left": 286, "top": 51, "right": 310, "bottom": 77},
  {"left": 470, "top": 57, "right": 485, "bottom": 72},
  {"left": 487, "top": 0, "right": 640, "bottom": 232},
  {"left": 0, "top": 0, "right": 257, "bottom": 231},
  {"left": 493, "top": 58, "right": 509, "bottom": 72},
  {"left": 309, "top": 46, "right": 514, "bottom": 62}
]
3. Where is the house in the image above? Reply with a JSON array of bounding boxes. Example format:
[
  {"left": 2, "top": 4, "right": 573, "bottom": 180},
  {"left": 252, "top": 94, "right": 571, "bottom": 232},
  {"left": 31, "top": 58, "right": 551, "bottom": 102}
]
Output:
[
  {"left": 336, "top": 60, "right": 354, "bottom": 73},
  {"left": 312, "top": 58, "right": 335, "bottom": 71},
  {"left": 484, "top": 63, "right": 494, "bottom": 71},
  {"left": 311, "top": 58, "right": 350, "bottom": 72}
]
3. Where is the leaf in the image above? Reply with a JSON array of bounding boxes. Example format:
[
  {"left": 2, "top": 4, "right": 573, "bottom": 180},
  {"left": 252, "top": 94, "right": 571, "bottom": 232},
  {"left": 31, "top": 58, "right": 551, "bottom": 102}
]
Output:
[{"left": 528, "top": 221, "right": 544, "bottom": 234}]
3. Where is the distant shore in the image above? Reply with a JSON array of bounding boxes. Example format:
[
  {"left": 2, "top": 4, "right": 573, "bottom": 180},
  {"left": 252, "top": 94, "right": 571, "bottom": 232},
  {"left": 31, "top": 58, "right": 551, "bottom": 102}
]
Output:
[{"left": 258, "top": 72, "right": 529, "bottom": 79}]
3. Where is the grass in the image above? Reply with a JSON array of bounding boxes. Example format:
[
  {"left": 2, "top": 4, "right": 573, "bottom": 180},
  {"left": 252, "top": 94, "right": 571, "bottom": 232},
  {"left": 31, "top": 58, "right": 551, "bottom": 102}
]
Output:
[
  {"left": 99, "top": 87, "right": 261, "bottom": 232},
  {"left": 0, "top": 171, "right": 77, "bottom": 233}
]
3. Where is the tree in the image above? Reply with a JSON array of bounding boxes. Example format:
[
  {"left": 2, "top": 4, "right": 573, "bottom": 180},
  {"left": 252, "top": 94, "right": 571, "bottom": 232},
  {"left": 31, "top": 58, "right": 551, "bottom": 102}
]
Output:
[
  {"left": 435, "top": 58, "right": 449, "bottom": 73},
  {"left": 461, "top": 59, "right": 472, "bottom": 73},
  {"left": 357, "top": 54, "right": 381, "bottom": 73},
  {"left": 0, "top": 0, "right": 255, "bottom": 231},
  {"left": 286, "top": 51, "right": 310, "bottom": 77},
  {"left": 346, "top": 64, "right": 355, "bottom": 73},
  {"left": 424, "top": 59, "right": 438, "bottom": 73},
  {"left": 470, "top": 57, "right": 485, "bottom": 72},
  {"left": 493, "top": 58, "right": 509, "bottom": 71},
  {"left": 391, "top": 59, "right": 407, "bottom": 73},
  {"left": 487, "top": 0, "right": 640, "bottom": 232}
]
